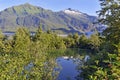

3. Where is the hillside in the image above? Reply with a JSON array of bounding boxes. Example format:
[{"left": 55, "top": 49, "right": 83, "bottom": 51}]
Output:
[{"left": 0, "top": 3, "right": 104, "bottom": 34}]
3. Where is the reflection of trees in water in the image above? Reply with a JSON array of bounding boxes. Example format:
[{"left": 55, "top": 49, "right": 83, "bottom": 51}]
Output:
[
  {"left": 73, "top": 54, "right": 91, "bottom": 80},
  {"left": 43, "top": 58, "right": 61, "bottom": 80},
  {"left": 72, "top": 56, "right": 83, "bottom": 80},
  {"left": 45, "top": 48, "right": 91, "bottom": 80}
]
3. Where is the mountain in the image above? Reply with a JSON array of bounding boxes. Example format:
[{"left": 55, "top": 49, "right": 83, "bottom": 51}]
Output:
[{"left": 0, "top": 3, "right": 104, "bottom": 34}]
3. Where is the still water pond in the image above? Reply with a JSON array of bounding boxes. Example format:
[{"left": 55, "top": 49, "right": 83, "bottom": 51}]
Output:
[
  {"left": 56, "top": 57, "right": 82, "bottom": 80},
  {"left": 47, "top": 49, "right": 91, "bottom": 80}
]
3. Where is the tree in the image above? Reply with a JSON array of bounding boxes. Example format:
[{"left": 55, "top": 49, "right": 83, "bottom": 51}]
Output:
[
  {"left": 80, "top": 0, "right": 120, "bottom": 79},
  {"left": 63, "top": 34, "right": 75, "bottom": 48},
  {"left": 73, "top": 33, "right": 79, "bottom": 47},
  {"left": 0, "top": 30, "right": 4, "bottom": 53},
  {"left": 89, "top": 33, "right": 101, "bottom": 52},
  {"left": 13, "top": 28, "right": 31, "bottom": 54},
  {"left": 98, "top": 0, "right": 120, "bottom": 45},
  {"left": 78, "top": 35, "right": 89, "bottom": 49}
]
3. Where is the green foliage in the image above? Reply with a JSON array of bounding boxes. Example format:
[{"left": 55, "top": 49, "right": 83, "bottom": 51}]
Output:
[
  {"left": 33, "top": 27, "right": 66, "bottom": 50},
  {"left": 88, "top": 33, "right": 101, "bottom": 52},
  {"left": 80, "top": 0, "right": 120, "bottom": 79},
  {"left": 98, "top": 0, "right": 120, "bottom": 54},
  {"left": 63, "top": 37, "right": 75, "bottom": 48},
  {"left": 78, "top": 35, "right": 89, "bottom": 49},
  {"left": 81, "top": 50, "right": 120, "bottom": 79},
  {"left": 0, "top": 27, "right": 66, "bottom": 79},
  {"left": 63, "top": 33, "right": 101, "bottom": 53},
  {"left": 0, "top": 27, "right": 104, "bottom": 79},
  {"left": 13, "top": 28, "right": 31, "bottom": 53},
  {"left": 0, "top": 30, "right": 4, "bottom": 52}
]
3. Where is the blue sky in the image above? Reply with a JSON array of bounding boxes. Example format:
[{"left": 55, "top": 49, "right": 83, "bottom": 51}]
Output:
[{"left": 0, "top": 0, "right": 100, "bottom": 16}]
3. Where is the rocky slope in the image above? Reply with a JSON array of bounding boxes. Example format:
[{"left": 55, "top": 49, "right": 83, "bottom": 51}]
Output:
[{"left": 0, "top": 3, "right": 104, "bottom": 34}]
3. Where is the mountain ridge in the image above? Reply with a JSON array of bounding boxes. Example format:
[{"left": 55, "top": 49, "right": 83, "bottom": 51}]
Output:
[{"left": 0, "top": 3, "right": 103, "bottom": 34}]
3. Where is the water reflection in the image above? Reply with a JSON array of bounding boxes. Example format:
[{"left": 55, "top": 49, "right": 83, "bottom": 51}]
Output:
[
  {"left": 47, "top": 49, "right": 91, "bottom": 80},
  {"left": 56, "top": 57, "right": 82, "bottom": 80},
  {"left": 84, "top": 55, "right": 90, "bottom": 62}
]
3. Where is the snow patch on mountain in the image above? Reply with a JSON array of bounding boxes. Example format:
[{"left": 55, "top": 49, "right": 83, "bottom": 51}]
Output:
[{"left": 63, "top": 8, "right": 82, "bottom": 15}]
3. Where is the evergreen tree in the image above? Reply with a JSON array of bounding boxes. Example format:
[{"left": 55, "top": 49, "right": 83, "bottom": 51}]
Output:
[{"left": 13, "top": 28, "right": 31, "bottom": 54}]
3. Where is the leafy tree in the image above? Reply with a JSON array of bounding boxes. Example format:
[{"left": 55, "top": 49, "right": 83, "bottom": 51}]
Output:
[
  {"left": 63, "top": 34, "right": 75, "bottom": 48},
  {"left": 73, "top": 33, "right": 79, "bottom": 47},
  {"left": 0, "top": 30, "right": 4, "bottom": 53},
  {"left": 33, "top": 27, "right": 66, "bottom": 50},
  {"left": 0, "top": 28, "right": 49, "bottom": 80},
  {"left": 80, "top": 0, "right": 120, "bottom": 79},
  {"left": 98, "top": 0, "right": 120, "bottom": 53},
  {"left": 78, "top": 35, "right": 89, "bottom": 49},
  {"left": 89, "top": 33, "right": 101, "bottom": 52},
  {"left": 13, "top": 28, "right": 31, "bottom": 53}
]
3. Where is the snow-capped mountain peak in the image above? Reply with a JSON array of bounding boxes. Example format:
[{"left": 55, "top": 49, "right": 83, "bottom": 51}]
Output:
[{"left": 63, "top": 8, "right": 82, "bottom": 15}]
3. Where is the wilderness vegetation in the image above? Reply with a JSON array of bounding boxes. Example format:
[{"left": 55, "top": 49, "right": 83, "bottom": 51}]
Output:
[
  {"left": 0, "top": 0, "right": 120, "bottom": 80},
  {"left": 0, "top": 25, "right": 100, "bottom": 79},
  {"left": 80, "top": 0, "right": 120, "bottom": 79}
]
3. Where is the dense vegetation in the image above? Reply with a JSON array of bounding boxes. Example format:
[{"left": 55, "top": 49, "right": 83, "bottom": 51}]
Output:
[
  {"left": 80, "top": 0, "right": 120, "bottom": 79},
  {"left": 0, "top": 25, "right": 100, "bottom": 79},
  {"left": 1, "top": 0, "right": 120, "bottom": 80},
  {"left": 0, "top": 27, "right": 66, "bottom": 79}
]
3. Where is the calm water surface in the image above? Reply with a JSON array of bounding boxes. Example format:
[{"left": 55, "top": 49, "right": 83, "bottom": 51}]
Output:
[
  {"left": 56, "top": 57, "right": 83, "bottom": 80},
  {"left": 48, "top": 49, "right": 91, "bottom": 80}
]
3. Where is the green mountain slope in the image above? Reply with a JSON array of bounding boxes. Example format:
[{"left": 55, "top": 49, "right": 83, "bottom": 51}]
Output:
[{"left": 0, "top": 3, "right": 103, "bottom": 34}]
